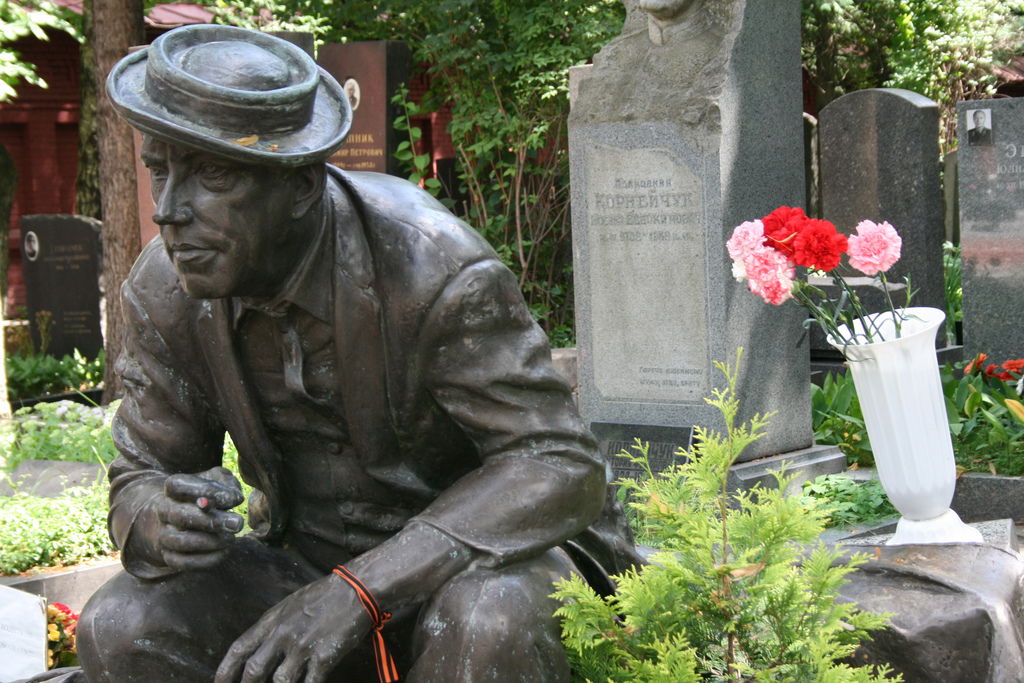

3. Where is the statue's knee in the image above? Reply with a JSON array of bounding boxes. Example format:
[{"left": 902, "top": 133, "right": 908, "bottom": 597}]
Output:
[
  {"left": 411, "top": 560, "right": 571, "bottom": 682},
  {"left": 76, "top": 571, "right": 155, "bottom": 677},
  {"left": 421, "top": 556, "right": 568, "bottom": 645}
]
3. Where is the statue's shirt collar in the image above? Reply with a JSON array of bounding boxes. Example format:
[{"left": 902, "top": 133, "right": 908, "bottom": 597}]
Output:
[{"left": 232, "top": 209, "right": 333, "bottom": 326}]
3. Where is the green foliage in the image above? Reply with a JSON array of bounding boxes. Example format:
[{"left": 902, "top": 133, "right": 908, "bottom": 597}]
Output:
[
  {"left": 811, "top": 372, "right": 873, "bottom": 467},
  {"left": 945, "top": 361, "right": 1024, "bottom": 475},
  {"left": 6, "top": 349, "right": 104, "bottom": 401},
  {"left": 0, "top": 0, "right": 78, "bottom": 101},
  {"left": 391, "top": 84, "right": 445, "bottom": 199},
  {"left": 209, "top": 0, "right": 331, "bottom": 41},
  {"left": 802, "top": 0, "right": 1024, "bottom": 151},
  {"left": 812, "top": 362, "right": 1024, "bottom": 475},
  {"left": 555, "top": 352, "right": 896, "bottom": 681},
  {"left": 0, "top": 483, "right": 114, "bottom": 574},
  {"left": 943, "top": 241, "right": 962, "bottom": 345},
  {"left": 221, "top": 433, "right": 253, "bottom": 528},
  {"left": 1, "top": 399, "right": 118, "bottom": 472},
  {"left": 801, "top": 475, "right": 897, "bottom": 529}
]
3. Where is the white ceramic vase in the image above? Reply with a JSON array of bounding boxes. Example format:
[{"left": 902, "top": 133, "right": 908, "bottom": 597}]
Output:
[{"left": 828, "top": 306, "right": 982, "bottom": 545}]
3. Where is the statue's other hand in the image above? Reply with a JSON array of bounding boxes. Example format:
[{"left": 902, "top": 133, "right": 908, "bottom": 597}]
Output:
[
  {"left": 157, "top": 467, "right": 246, "bottom": 571},
  {"left": 214, "top": 573, "right": 371, "bottom": 683}
]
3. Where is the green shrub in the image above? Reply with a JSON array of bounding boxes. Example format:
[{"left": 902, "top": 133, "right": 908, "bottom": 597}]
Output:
[
  {"left": 0, "top": 484, "right": 114, "bottom": 574},
  {"left": 801, "top": 474, "right": 897, "bottom": 529},
  {"left": 6, "top": 349, "right": 105, "bottom": 401},
  {"left": 554, "top": 352, "right": 896, "bottom": 681},
  {"left": 1, "top": 400, "right": 119, "bottom": 472}
]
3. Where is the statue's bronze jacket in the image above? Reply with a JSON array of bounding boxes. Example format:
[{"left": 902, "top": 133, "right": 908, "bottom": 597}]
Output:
[{"left": 108, "top": 168, "right": 637, "bottom": 583}]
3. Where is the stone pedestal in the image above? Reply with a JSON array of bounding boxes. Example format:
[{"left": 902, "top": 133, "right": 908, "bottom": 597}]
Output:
[{"left": 837, "top": 542, "right": 1024, "bottom": 682}]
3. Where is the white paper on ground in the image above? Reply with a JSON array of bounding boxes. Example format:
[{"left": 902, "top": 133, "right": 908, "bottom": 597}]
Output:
[{"left": 0, "top": 583, "right": 48, "bottom": 680}]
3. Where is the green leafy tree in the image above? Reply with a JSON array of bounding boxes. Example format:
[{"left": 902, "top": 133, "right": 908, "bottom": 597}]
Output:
[
  {"left": 0, "top": 0, "right": 78, "bottom": 102},
  {"left": 208, "top": 0, "right": 331, "bottom": 40},
  {"left": 802, "top": 0, "right": 1024, "bottom": 150},
  {"left": 554, "top": 352, "right": 897, "bottom": 681}
]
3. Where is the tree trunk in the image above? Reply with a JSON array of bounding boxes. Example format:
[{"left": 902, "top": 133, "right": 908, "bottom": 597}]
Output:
[
  {"left": 75, "top": 0, "right": 101, "bottom": 221},
  {"left": 93, "top": 0, "right": 143, "bottom": 403},
  {"left": 0, "top": 144, "right": 15, "bottom": 417}
]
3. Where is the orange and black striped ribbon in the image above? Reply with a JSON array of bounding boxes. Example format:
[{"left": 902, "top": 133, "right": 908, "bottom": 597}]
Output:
[{"left": 333, "top": 565, "right": 399, "bottom": 683}]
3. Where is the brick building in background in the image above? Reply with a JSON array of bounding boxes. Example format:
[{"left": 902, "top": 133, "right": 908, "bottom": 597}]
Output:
[{"left": 0, "top": 3, "right": 219, "bottom": 314}]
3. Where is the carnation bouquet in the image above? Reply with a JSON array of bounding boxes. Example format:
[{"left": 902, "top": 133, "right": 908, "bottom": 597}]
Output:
[{"left": 727, "top": 205, "right": 909, "bottom": 348}]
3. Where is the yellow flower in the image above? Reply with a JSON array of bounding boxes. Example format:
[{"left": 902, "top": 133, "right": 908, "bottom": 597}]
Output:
[{"left": 48, "top": 623, "right": 60, "bottom": 641}]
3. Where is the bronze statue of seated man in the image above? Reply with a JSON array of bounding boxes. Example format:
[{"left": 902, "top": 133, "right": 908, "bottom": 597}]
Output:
[{"left": 64, "top": 24, "right": 638, "bottom": 683}]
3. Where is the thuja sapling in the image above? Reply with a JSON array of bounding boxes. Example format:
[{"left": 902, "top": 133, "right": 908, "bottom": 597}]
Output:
[{"left": 553, "top": 351, "right": 897, "bottom": 681}]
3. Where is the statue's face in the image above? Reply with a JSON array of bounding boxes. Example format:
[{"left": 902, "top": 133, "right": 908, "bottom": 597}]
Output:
[
  {"left": 639, "top": 0, "right": 697, "bottom": 21},
  {"left": 142, "top": 137, "right": 300, "bottom": 299}
]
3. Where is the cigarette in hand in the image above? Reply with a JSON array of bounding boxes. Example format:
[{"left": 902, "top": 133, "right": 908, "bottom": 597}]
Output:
[{"left": 196, "top": 496, "right": 211, "bottom": 512}]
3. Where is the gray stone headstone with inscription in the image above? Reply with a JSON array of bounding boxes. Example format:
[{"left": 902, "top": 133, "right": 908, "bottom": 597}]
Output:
[
  {"left": 958, "top": 98, "right": 1024, "bottom": 366},
  {"left": 569, "top": 0, "right": 814, "bottom": 465},
  {"left": 21, "top": 214, "right": 103, "bottom": 359},
  {"left": 817, "top": 89, "right": 946, "bottom": 355}
]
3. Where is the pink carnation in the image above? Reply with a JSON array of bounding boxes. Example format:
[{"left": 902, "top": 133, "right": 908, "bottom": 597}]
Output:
[
  {"left": 744, "top": 246, "right": 795, "bottom": 305},
  {"left": 848, "top": 220, "right": 901, "bottom": 276},
  {"left": 727, "top": 220, "right": 765, "bottom": 261},
  {"left": 727, "top": 220, "right": 765, "bottom": 282}
]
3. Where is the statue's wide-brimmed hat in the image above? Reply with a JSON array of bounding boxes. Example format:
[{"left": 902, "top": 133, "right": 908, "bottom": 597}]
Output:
[{"left": 107, "top": 25, "right": 351, "bottom": 166}]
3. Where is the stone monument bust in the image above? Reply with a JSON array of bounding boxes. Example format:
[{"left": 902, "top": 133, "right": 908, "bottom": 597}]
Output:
[
  {"left": 31, "top": 24, "right": 640, "bottom": 683},
  {"left": 573, "top": 0, "right": 739, "bottom": 127}
]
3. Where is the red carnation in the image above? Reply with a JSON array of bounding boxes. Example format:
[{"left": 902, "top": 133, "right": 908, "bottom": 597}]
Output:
[
  {"left": 791, "top": 218, "right": 848, "bottom": 271},
  {"left": 761, "top": 206, "right": 808, "bottom": 257}
]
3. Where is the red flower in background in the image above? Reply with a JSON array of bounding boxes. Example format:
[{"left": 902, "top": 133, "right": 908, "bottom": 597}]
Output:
[
  {"left": 965, "top": 354, "right": 1024, "bottom": 382},
  {"left": 985, "top": 365, "right": 1015, "bottom": 381},
  {"left": 761, "top": 206, "right": 807, "bottom": 257},
  {"left": 1001, "top": 359, "right": 1024, "bottom": 377},
  {"left": 965, "top": 353, "right": 988, "bottom": 375},
  {"left": 791, "top": 218, "right": 848, "bottom": 271}
]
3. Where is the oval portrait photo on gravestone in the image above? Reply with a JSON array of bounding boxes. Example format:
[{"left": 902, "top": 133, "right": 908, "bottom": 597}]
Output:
[
  {"left": 23, "top": 230, "right": 39, "bottom": 262},
  {"left": 343, "top": 77, "right": 361, "bottom": 112}
]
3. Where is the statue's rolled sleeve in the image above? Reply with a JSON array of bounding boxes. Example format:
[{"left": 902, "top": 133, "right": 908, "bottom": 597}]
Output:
[
  {"left": 108, "top": 252, "right": 225, "bottom": 578},
  {"left": 412, "top": 259, "right": 605, "bottom": 567}
]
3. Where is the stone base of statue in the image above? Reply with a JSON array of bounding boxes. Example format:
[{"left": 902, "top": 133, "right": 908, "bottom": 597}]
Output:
[{"left": 837, "top": 539, "right": 1024, "bottom": 682}]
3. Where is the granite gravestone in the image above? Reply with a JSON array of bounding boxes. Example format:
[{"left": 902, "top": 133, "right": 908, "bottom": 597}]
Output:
[
  {"left": 20, "top": 215, "right": 103, "bottom": 359},
  {"left": 317, "top": 41, "right": 410, "bottom": 176},
  {"left": 570, "top": 0, "right": 819, "bottom": 470},
  {"left": 958, "top": 98, "right": 1024, "bottom": 366},
  {"left": 817, "top": 89, "right": 947, "bottom": 356}
]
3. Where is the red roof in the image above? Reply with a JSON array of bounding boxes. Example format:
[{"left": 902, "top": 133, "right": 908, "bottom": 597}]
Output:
[{"left": 52, "top": 0, "right": 214, "bottom": 27}]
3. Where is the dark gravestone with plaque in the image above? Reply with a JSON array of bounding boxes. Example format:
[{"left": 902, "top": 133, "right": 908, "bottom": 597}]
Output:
[
  {"left": 817, "top": 89, "right": 947, "bottom": 357},
  {"left": 21, "top": 214, "right": 103, "bottom": 358},
  {"left": 592, "top": 422, "right": 691, "bottom": 483},
  {"left": 958, "top": 98, "right": 1024, "bottom": 366},
  {"left": 317, "top": 41, "right": 410, "bottom": 176}
]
